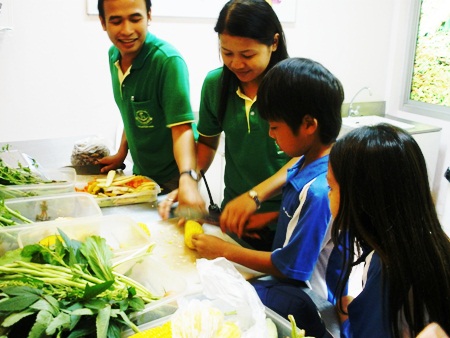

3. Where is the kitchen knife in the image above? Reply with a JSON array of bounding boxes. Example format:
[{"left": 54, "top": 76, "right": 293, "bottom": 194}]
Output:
[{"left": 64, "top": 163, "right": 126, "bottom": 175}]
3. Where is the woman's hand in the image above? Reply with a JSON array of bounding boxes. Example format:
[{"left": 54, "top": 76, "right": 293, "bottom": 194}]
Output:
[
  {"left": 220, "top": 193, "right": 258, "bottom": 237},
  {"left": 158, "top": 189, "right": 179, "bottom": 220}
]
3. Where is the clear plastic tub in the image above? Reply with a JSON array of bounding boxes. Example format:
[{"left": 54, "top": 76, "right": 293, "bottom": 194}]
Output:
[
  {"left": 122, "top": 299, "right": 293, "bottom": 337},
  {"left": 0, "top": 214, "right": 152, "bottom": 259},
  {"left": 0, "top": 167, "right": 76, "bottom": 199},
  {"left": 96, "top": 189, "right": 159, "bottom": 207},
  {"left": 4, "top": 192, "right": 102, "bottom": 224}
]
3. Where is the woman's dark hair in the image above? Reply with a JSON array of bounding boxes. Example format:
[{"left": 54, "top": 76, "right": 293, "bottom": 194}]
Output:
[
  {"left": 257, "top": 57, "right": 344, "bottom": 144},
  {"left": 330, "top": 124, "right": 450, "bottom": 337},
  {"left": 98, "top": 0, "right": 152, "bottom": 20},
  {"left": 214, "top": 0, "right": 289, "bottom": 124}
]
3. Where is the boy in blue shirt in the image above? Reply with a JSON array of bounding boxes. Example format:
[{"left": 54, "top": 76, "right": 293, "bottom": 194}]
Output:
[{"left": 192, "top": 57, "right": 344, "bottom": 337}]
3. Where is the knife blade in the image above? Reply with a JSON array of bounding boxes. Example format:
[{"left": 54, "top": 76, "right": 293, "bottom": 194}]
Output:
[{"left": 64, "top": 163, "right": 126, "bottom": 175}]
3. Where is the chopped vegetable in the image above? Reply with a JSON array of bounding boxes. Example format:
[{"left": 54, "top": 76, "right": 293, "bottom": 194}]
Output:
[
  {"left": 184, "top": 220, "right": 203, "bottom": 249},
  {"left": 77, "top": 174, "right": 159, "bottom": 198}
]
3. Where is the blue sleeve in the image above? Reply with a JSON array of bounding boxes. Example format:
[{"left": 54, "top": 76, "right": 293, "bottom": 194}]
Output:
[
  {"left": 271, "top": 182, "right": 331, "bottom": 281},
  {"left": 341, "top": 319, "right": 351, "bottom": 338}
]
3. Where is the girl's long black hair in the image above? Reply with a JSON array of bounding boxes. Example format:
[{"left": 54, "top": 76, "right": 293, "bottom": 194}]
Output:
[{"left": 330, "top": 124, "right": 450, "bottom": 337}]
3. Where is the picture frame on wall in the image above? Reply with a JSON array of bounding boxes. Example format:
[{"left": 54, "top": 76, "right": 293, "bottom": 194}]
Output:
[{"left": 87, "top": 0, "right": 297, "bottom": 23}]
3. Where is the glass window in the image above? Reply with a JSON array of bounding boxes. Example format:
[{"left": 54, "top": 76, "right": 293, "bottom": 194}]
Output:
[{"left": 404, "top": 0, "right": 450, "bottom": 118}]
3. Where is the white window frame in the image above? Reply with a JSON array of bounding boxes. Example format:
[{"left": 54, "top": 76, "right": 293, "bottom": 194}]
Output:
[{"left": 402, "top": 0, "right": 450, "bottom": 121}]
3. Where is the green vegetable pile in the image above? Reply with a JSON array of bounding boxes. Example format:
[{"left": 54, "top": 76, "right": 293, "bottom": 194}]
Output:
[{"left": 0, "top": 230, "right": 159, "bottom": 337}]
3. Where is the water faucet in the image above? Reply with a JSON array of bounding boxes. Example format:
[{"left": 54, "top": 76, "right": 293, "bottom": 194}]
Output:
[{"left": 348, "top": 86, "right": 372, "bottom": 117}]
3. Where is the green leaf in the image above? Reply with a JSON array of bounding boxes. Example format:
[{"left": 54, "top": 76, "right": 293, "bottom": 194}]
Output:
[
  {"left": 28, "top": 310, "right": 53, "bottom": 338},
  {"left": 0, "top": 248, "right": 28, "bottom": 265},
  {"left": 30, "top": 295, "right": 60, "bottom": 317},
  {"left": 96, "top": 304, "right": 111, "bottom": 338},
  {"left": 79, "top": 236, "right": 114, "bottom": 281},
  {"left": 127, "top": 297, "right": 145, "bottom": 312},
  {"left": 0, "top": 286, "right": 43, "bottom": 297},
  {"left": 106, "top": 320, "right": 121, "bottom": 338},
  {"left": 0, "top": 294, "right": 40, "bottom": 312},
  {"left": 58, "top": 229, "right": 83, "bottom": 267},
  {"left": 46, "top": 311, "right": 71, "bottom": 335},
  {"left": 82, "top": 280, "right": 114, "bottom": 301},
  {"left": 70, "top": 308, "right": 95, "bottom": 316},
  {"left": 1, "top": 310, "right": 35, "bottom": 327}
]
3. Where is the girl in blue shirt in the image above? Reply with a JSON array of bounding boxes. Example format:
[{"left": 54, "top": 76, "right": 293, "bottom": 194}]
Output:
[{"left": 327, "top": 124, "right": 450, "bottom": 337}]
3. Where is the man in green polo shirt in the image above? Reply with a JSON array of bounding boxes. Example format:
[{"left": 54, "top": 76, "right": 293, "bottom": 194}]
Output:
[{"left": 97, "top": 0, "right": 205, "bottom": 216}]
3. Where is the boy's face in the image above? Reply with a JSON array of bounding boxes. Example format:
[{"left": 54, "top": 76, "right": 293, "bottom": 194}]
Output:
[
  {"left": 100, "top": 0, "right": 150, "bottom": 63},
  {"left": 268, "top": 119, "right": 309, "bottom": 157}
]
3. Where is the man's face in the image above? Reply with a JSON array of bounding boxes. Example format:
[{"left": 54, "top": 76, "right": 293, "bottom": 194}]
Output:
[{"left": 100, "top": 0, "right": 150, "bottom": 63}]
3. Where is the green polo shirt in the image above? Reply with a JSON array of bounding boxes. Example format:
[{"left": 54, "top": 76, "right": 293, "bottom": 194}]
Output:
[
  {"left": 108, "top": 32, "right": 194, "bottom": 184},
  {"left": 197, "top": 67, "right": 291, "bottom": 212}
]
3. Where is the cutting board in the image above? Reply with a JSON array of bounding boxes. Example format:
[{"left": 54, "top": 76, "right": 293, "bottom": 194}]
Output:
[{"left": 146, "top": 219, "right": 264, "bottom": 288}]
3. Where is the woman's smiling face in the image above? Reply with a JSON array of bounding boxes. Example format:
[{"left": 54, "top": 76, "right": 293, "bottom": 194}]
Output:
[{"left": 219, "top": 33, "right": 277, "bottom": 84}]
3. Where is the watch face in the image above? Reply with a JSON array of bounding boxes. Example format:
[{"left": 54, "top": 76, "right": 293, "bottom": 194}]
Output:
[{"left": 190, "top": 170, "right": 198, "bottom": 181}]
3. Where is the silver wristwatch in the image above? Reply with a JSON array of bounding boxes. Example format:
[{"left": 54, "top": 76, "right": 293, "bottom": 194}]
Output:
[
  {"left": 248, "top": 190, "right": 261, "bottom": 209},
  {"left": 180, "top": 169, "right": 199, "bottom": 181}
]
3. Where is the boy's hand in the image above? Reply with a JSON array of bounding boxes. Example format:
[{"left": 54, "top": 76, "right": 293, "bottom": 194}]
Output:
[{"left": 191, "top": 234, "right": 233, "bottom": 260}]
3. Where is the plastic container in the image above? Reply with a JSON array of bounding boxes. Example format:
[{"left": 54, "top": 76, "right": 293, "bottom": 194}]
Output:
[
  {"left": 96, "top": 189, "right": 159, "bottom": 207},
  {"left": 0, "top": 214, "right": 152, "bottom": 258},
  {"left": 4, "top": 192, "right": 102, "bottom": 224},
  {"left": 122, "top": 300, "right": 293, "bottom": 337},
  {"left": 0, "top": 167, "right": 76, "bottom": 199}
]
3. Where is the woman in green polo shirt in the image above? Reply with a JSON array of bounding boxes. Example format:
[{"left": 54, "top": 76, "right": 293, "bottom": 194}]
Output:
[{"left": 161, "top": 0, "right": 296, "bottom": 250}]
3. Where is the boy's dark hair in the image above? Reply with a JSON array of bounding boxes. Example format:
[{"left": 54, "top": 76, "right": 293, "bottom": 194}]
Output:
[
  {"left": 257, "top": 57, "right": 344, "bottom": 144},
  {"left": 98, "top": 0, "right": 152, "bottom": 20},
  {"left": 214, "top": 0, "right": 289, "bottom": 124}
]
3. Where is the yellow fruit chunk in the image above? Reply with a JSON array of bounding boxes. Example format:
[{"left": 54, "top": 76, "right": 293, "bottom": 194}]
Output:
[
  {"left": 137, "top": 222, "right": 151, "bottom": 236},
  {"left": 39, "top": 235, "right": 63, "bottom": 246},
  {"left": 184, "top": 220, "right": 203, "bottom": 249},
  {"left": 128, "top": 320, "right": 172, "bottom": 337}
]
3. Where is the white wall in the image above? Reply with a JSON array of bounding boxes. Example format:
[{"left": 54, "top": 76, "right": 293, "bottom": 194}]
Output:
[{"left": 0, "top": 0, "right": 449, "bottom": 232}]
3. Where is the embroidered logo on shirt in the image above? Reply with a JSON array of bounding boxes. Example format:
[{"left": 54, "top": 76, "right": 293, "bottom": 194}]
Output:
[{"left": 135, "top": 110, "right": 154, "bottom": 128}]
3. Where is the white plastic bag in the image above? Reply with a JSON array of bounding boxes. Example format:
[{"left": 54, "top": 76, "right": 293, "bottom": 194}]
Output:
[
  {"left": 194, "top": 257, "right": 268, "bottom": 338},
  {"left": 70, "top": 136, "right": 111, "bottom": 166}
]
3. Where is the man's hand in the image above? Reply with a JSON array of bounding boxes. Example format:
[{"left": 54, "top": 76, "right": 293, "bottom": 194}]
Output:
[{"left": 97, "top": 153, "right": 127, "bottom": 173}]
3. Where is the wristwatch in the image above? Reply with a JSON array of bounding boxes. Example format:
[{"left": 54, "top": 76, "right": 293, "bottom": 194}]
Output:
[
  {"left": 180, "top": 169, "right": 199, "bottom": 181},
  {"left": 248, "top": 190, "right": 261, "bottom": 210}
]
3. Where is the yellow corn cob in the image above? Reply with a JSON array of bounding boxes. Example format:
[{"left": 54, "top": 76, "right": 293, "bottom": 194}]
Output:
[
  {"left": 128, "top": 320, "right": 172, "bottom": 337},
  {"left": 184, "top": 220, "right": 203, "bottom": 249}
]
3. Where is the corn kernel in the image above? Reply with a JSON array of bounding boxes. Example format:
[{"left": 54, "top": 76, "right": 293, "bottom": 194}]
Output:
[{"left": 184, "top": 220, "right": 203, "bottom": 249}]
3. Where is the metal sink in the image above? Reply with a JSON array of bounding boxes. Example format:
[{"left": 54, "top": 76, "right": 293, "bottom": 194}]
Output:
[{"left": 342, "top": 115, "right": 415, "bottom": 130}]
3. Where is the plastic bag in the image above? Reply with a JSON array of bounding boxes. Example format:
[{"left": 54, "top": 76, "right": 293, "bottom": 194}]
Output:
[
  {"left": 190, "top": 257, "right": 268, "bottom": 338},
  {"left": 70, "top": 136, "right": 111, "bottom": 166}
]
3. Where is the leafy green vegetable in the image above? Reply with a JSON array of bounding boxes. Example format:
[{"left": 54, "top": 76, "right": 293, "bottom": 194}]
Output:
[{"left": 0, "top": 229, "right": 159, "bottom": 337}]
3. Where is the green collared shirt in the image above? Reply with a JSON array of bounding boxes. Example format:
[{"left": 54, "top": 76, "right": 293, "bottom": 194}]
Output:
[
  {"left": 108, "top": 32, "right": 194, "bottom": 184},
  {"left": 197, "top": 67, "right": 290, "bottom": 211}
]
